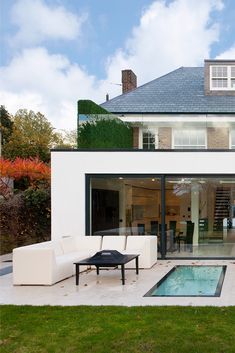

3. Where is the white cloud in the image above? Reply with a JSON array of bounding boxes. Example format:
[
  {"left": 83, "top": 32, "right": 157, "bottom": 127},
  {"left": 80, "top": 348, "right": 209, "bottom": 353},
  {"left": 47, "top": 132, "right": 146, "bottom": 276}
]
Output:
[
  {"left": 0, "top": 0, "right": 225, "bottom": 130},
  {"left": 216, "top": 44, "right": 235, "bottom": 59},
  {"left": 0, "top": 47, "right": 106, "bottom": 129},
  {"left": 106, "top": 0, "right": 224, "bottom": 85},
  {"left": 10, "top": 0, "right": 87, "bottom": 47}
]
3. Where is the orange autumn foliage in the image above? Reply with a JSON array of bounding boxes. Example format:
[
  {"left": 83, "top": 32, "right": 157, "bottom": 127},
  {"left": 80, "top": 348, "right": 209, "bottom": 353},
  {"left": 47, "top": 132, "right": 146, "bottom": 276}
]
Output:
[
  {"left": 0, "top": 157, "right": 50, "bottom": 181},
  {"left": 0, "top": 158, "right": 50, "bottom": 199}
]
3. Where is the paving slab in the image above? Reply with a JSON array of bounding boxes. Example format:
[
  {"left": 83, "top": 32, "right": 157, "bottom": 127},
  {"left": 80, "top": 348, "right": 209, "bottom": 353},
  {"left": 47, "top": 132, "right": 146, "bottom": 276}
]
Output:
[{"left": 0, "top": 260, "right": 235, "bottom": 306}]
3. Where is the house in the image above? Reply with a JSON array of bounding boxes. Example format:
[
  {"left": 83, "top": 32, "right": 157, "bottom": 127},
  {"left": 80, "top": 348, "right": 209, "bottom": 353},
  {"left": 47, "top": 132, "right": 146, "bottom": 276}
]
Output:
[{"left": 51, "top": 59, "right": 235, "bottom": 259}]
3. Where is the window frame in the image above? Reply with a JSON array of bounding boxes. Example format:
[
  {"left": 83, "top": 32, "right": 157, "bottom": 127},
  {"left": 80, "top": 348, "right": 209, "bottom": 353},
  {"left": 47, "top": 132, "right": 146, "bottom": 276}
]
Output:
[
  {"left": 230, "top": 129, "right": 235, "bottom": 150},
  {"left": 172, "top": 128, "right": 207, "bottom": 150},
  {"left": 210, "top": 65, "right": 235, "bottom": 91},
  {"left": 140, "top": 128, "right": 158, "bottom": 150}
]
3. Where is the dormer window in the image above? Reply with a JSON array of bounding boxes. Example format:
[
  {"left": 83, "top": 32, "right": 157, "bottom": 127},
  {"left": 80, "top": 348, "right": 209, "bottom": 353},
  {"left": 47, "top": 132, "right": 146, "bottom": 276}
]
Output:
[
  {"left": 205, "top": 60, "right": 235, "bottom": 95},
  {"left": 210, "top": 65, "right": 235, "bottom": 90}
]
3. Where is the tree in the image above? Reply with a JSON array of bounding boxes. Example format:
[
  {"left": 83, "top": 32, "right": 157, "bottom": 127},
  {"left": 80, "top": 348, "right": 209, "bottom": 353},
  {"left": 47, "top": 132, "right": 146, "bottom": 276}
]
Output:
[
  {"left": 0, "top": 157, "right": 51, "bottom": 253},
  {"left": 78, "top": 117, "right": 133, "bottom": 149},
  {"left": 0, "top": 157, "right": 50, "bottom": 199},
  {"left": 3, "top": 109, "right": 62, "bottom": 162},
  {"left": 54, "top": 129, "right": 77, "bottom": 149},
  {"left": 0, "top": 105, "right": 13, "bottom": 156}
]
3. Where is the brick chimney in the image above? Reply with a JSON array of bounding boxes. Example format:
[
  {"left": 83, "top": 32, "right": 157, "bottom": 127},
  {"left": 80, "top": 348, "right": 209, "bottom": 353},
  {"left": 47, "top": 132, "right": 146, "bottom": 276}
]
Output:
[{"left": 121, "top": 69, "right": 137, "bottom": 94}]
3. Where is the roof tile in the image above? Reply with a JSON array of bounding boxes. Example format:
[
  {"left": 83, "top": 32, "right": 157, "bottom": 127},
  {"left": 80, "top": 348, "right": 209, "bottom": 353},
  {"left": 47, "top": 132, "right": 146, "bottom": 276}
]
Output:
[{"left": 101, "top": 67, "right": 235, "bottom": 114}]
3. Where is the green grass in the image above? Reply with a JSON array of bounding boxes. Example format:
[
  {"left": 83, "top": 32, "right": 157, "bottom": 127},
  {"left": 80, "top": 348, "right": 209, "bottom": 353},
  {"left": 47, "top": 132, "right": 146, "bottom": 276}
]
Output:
[{"left": 0, "top": 306, "right": 235, "bottom": 353}]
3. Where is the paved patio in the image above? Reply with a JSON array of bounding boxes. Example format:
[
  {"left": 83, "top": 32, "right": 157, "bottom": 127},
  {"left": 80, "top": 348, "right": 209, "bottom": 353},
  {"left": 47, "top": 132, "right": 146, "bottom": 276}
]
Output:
[{"left": 1, "top": 258, "right": 235, "bottom": 306}]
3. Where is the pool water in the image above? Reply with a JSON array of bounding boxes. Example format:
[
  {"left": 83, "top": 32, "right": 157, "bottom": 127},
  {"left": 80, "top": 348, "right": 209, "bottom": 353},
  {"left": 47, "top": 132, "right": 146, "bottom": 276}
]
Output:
[{"left": 144, "top": 265, "right": 226, "bottom": 297}]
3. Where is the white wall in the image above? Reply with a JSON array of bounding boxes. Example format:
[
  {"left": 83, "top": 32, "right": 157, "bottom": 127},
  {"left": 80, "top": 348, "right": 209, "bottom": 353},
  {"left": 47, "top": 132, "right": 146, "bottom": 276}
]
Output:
[{"left": 51, "top": 151, "right": 235, "bottom": 241}]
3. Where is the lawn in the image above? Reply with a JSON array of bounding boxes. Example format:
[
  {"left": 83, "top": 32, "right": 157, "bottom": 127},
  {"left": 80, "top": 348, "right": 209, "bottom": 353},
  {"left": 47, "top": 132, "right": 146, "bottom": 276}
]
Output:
[{"left": 0, "top": 306, "right": 235, "bottom": 353}]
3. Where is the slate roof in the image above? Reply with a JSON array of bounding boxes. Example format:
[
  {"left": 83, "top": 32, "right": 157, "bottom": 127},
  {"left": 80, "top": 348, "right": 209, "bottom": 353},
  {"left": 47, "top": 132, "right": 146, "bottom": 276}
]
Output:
[{"left": 101, "top": 67, "right": 235, "bottom": 114}]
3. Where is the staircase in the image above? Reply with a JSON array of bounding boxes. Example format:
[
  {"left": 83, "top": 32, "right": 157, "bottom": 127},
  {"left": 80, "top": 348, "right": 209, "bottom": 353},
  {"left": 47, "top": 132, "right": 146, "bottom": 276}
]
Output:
[{"left": 213, "top": 187, "right": 230, "bottom": 231}]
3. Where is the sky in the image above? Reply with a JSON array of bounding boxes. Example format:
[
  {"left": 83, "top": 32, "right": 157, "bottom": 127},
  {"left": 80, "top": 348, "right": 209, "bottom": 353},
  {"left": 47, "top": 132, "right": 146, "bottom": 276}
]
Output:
[{"left": 0, "top": 0, "right": 235, "bottom": 130}]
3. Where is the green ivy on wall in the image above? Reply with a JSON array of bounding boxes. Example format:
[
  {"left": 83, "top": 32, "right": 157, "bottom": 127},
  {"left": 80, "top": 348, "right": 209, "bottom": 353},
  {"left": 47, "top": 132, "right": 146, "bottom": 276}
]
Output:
[
  {"left": 77, "top": 100, "right": 109, "bottom": 115},
  {"left": 77, "top": 100, "right": 133, "bottom": 149}
]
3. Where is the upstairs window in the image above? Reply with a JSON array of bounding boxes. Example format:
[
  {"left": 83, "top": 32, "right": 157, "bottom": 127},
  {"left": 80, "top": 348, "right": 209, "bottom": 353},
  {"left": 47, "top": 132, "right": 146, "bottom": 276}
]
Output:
[
  {"left": 173, "top": 129, "right": 206, "bottom": 149},
  {"left": 142, "top": 130, "right": 156, "bottom": 150},
  {"left": 231, "top": 130, "right": 235, "bottom": 149},
  {"left": 211, "top": 66, "right": 228, "bottom": 88},
  {"left": 210, "top": 65, "right": 235, "bottom": 90},
  {"left": 231, "top": 67, "right": 235, "bottom": 89}
]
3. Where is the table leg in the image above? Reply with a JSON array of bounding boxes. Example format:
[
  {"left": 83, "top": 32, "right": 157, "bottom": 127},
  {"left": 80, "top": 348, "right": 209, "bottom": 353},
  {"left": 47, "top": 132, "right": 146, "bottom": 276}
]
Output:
[
  {"left": 96, "top": 266, "right": 99, "bottom": 275},
  {"left": 121, "top": 264, "right": 125, "bottom": 285},
  {"left": 75, "top": 264, "right": 80, "bottom": 286},
  {"left": 135, "top": 257, "right": 139, "bottom": 275}
]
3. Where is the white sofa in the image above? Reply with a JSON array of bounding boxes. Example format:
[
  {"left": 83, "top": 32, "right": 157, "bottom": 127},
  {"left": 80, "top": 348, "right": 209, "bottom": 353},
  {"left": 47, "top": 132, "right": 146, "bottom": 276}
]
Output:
[
  {"left": 123, "top": 236, "right": 157, "bottom": 268},
  {"left": 13, "top": 235, "right": 157, "bottom": 285},
  {"left": 13, "top": 236, "right": 102, "bottom": 285},
  {"left": 101, "top": 235, "right": 126, "bottom": 251}
]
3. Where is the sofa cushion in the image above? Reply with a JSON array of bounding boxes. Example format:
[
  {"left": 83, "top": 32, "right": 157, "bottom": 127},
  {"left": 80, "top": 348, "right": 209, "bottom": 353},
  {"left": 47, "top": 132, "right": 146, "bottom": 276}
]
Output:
[
  {"left": 60, "top": 237, "right": 77, "bottom": 254},
  {"left": 51, "top": 242, "right": 63, "bottom": 256},
  {"left": 56, "top": 251, "right": 92, "bottom": 276},
  {"left": 37, "top": 241, "right": 63, "bottom": 256},
  {"left": 75, "top": 236, "right": 101, "bottom": 252},
  {"left": 56, "top": 251, "right": 91, "bottom": 265},
  {"left": 125, "top": 236, "right": 157, "bottom": 269},
  {"left": 121, "top": 249, "right": 141, "bottom": 268},
  {"left": 19, "top": 241, "right": 63, "bottom": 256},
  {"left": 126, "top": 236, "right": 147, "bottom": 249},
  {"left": 122, "top": 249, "right": 141, "bottom": 255},
  {"left": 102, "top": 236, "right": 126, "bottom": 251}
]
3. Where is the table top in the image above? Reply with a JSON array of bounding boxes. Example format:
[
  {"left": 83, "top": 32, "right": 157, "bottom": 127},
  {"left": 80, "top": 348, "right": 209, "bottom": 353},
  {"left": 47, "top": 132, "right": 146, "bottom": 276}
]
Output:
[{"left": 74, "top": 253, "right": 139, "bottom": 266}]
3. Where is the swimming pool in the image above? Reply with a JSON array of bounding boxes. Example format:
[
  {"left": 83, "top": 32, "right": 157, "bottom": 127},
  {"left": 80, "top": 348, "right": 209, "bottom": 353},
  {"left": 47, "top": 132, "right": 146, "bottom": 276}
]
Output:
[{"left": 144, "top": 265, "right": 226, "bottom": 297}]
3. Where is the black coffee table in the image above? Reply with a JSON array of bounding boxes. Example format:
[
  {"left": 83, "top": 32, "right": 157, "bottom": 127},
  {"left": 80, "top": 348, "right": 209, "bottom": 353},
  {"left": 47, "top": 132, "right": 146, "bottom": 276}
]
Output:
[{"left": 74, "top": 250, "right": 139, "bottom": 285}]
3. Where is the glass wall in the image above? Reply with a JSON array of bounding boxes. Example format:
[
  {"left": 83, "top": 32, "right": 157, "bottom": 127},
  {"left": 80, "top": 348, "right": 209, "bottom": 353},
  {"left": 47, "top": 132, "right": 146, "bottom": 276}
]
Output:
[
  {"left": 78, "top": 112, "right": 235, "bottom": 151},
  {"left": 89, "top": 175, "right": 235, "bottom": 259},
  {"left": 165, "top": 177, "right": 235, "bottom": 258},
  {"left": 90, "top": 177, "right": 161, "bottom": 237}
]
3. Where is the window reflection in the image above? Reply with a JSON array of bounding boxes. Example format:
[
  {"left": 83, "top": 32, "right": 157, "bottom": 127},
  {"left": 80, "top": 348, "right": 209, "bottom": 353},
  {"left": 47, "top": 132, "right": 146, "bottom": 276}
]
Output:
[
  {"left": 165, "top": 178, "right": 235, "bottom": 258},
  {"left": 90, "top": 176, "right": 235, "bottom": 258}
]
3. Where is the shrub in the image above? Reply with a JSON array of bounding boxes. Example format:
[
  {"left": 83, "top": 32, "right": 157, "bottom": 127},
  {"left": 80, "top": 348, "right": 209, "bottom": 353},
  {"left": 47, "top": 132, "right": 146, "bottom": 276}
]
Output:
[
  {"left": 0, "top": 187, "right": 51, "bottom": 255},
  {"left": 0, "top": 158, "right": 51, "bottom": 254}
]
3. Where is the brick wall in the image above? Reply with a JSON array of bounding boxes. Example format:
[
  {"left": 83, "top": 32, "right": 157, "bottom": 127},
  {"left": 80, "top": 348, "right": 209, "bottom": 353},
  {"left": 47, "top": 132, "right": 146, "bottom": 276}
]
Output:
[
  {"left": 122, "top": 70, "right": 137, "bottom": 94},
  {"left": 207, "top": 127, "right": 229, "bottom": 149},
  {"left": 134, "top": 125, "right": 230, "bottom": 149},
  {"left": 132, "top": 127, "right": 139, "bottom": 148},
  {"left": 158, "top": 127, "right": 172, "bottom": 149}
]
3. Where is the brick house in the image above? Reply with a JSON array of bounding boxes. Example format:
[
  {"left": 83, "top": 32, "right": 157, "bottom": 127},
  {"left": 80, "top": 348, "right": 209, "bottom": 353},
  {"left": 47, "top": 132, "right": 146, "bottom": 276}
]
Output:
[
  {"left": 51, "top": 59, "right": 235, "bottom": 260},
  {"left": 102, "top": 60, "right": 235, "bottom": 151}
]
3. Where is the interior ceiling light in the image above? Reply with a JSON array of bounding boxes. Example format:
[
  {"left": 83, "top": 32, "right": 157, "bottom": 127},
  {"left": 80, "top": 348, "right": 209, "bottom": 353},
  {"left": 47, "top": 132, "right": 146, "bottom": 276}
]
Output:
[{"left": 168, "top": 180, "right": 191, "bottom": 184}]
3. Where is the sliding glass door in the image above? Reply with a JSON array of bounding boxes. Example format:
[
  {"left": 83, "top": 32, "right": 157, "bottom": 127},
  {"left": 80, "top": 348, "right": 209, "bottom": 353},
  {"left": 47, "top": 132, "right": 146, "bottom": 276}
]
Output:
[
  {"left": 165, "top": 177, "right": 235, "bottom": 258},
  {"left": 88, "top": 175, "right": 235, "bottom": 259},
  {"left": 90, "top": 176, "right": 161, "bottom": 238}
]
